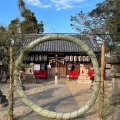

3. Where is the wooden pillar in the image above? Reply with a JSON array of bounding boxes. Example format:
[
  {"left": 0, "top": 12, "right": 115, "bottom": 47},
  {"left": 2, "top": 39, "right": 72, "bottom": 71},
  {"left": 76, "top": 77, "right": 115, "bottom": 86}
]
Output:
[
  {"left": 8, "top": 47, "right": 14, "bottom": 120},
  {"left": 99, "top": 41, "right": 105, "bottom": 119}
]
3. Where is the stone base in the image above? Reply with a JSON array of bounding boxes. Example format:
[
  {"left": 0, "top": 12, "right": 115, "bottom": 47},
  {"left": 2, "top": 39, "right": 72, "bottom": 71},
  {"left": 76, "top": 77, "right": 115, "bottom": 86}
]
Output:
[
  {"left": 77, "top": 79, "right": 91, "bottom": 84},
  {"left": 77, "top": 75, "right": 91, "bottom": 84},
  {"left": 78, "top": 75, "right": 90, "bottom": 80},
  {"left": 23, "top": 74, "right": 35, "bottom": 83}
]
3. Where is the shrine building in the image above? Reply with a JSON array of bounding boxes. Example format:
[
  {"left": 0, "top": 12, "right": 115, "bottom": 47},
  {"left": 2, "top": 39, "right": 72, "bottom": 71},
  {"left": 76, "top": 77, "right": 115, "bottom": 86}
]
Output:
[{"left": 22, "top": 34, "right": 100, "bottom": 81}]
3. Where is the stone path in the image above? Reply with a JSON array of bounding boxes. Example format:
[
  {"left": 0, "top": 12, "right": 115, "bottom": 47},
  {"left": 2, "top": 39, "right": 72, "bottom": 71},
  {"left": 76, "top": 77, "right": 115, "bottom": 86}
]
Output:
[
  {"left": 16, "top": 80, "right": 84, "bottom": 120},
  {"left": 0, "top": 79, "right": 113, "bottom": 120}
]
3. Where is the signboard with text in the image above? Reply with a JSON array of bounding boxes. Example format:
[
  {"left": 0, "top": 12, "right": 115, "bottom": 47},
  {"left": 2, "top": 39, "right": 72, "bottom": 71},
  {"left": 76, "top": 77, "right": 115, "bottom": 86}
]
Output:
[{"left": 34, "top": 64, "right": 40, "bottom": 70}]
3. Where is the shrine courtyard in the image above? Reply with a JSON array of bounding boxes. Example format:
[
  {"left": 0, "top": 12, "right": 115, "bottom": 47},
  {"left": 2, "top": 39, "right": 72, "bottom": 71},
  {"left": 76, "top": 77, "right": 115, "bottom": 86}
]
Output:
[{"left": 0, "top": 78, "right": 114, "bottom": 120}]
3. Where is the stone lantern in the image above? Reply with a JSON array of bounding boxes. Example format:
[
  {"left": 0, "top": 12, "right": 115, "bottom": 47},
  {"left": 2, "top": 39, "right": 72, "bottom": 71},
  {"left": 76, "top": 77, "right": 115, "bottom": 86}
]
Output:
[{"left": 107, "top": 51, "right": 120, "bottom": 103}]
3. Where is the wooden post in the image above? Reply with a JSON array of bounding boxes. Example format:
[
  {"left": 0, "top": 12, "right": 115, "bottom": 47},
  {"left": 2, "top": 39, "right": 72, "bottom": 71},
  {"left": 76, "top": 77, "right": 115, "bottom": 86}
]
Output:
[
  {"left": 99, "top": 41, "right": 105, "bottom": 119},
  {"left": 8, "top": 47, "right": 13, "bottom": 120}
]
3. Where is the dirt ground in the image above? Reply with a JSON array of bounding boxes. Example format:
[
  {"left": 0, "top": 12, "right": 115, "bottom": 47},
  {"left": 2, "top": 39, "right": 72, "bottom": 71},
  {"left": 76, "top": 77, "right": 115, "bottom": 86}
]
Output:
[
  {"left": 65, "top": 80, "right": 100, "bottom": 120},
  {"left": 0, "top": 79, "right": 116, "bottom": 120}
]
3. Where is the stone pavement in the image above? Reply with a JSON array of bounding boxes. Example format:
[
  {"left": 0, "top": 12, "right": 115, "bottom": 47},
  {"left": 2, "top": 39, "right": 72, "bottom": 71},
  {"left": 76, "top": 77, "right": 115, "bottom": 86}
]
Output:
[
  {"left": 0, "top": 78, "right": 102, "bottom": 120},
  {"left": 17, "top": 80, "right": 85, "bottom": 120}
]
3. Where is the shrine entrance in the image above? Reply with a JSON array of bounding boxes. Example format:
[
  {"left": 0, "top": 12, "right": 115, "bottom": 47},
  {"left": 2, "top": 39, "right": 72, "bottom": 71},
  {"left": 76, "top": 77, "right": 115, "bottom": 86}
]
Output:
[{"left": 47, "top": 63, "right": 66, "bottom": 78}]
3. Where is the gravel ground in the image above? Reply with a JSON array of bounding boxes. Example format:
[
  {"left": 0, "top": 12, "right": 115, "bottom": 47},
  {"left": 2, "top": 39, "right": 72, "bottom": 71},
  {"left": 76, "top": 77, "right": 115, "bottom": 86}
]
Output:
[{"left": 0, "top": 79, "right": 113, "bottom": 120}]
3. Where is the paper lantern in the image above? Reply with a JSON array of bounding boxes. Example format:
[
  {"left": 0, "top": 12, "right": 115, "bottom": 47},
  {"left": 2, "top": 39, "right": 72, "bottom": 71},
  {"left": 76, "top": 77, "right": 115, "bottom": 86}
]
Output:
[
  {"left": 65, "top": 56, "right": 69, "bottom": 61},
  {"left": 82, "top": 56, "right": 86, "bottom": 62},
  {"left": 85, "top": 56, "right": 90, "bottom": 62},
  {"left": 74, "top": 56, "right": 77, "bottom": 61},
  {"left": 70, "top": 55, "right": 73, "bottom": 61},
  {"left": 78, "top": 56, "right": 82, "bottom": 62},
  {"left": 39, "top": 55, "right": 42, "bottom": 61},
  {"left": 30, "top": 55, "right": 34, "bottom": 61},
  {"left": 43, "top": 55, "right": 47, "bottom": 61},
  {"left": 35, "top": 55, "right": 38, "bottom": 61},
  {"left": 26, "top": 56, "right": 29, "bottom": 61}
]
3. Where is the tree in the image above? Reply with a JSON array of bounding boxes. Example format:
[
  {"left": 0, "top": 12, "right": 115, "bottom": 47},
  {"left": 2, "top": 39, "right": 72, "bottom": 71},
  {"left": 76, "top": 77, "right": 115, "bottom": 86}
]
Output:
[
  {"left": 8, "top": 18, "right": 20, "bottom": 35},
  {"left": 37, "top": 21, "right": 44, "bottom": 33},
  {"left": 71, "top": 3, "right": 120, "bottom": 118},
  {"left": 0, "top": 19, "right": 23, "bottom": 74},
  {"left": 9, "top": 19, "right": 23, "bottom": 55},
  {"left": 18, "top": 0, "right": 25, "bottom": 13},
  {"left": 0, "top": 25, "right": 10, "bottom": 46},
  {"left": 70, "top": 0, "right": 120, "bottom": 50},
  {"left": 89, "top": 0, "right": 120, "bottom": 43},
  {"left": 0, "top": 0, "right": 45, "bottom": 72},
  {"left": 21, "top": 8, "right": 38, "bottom": 33},
  {"left": 18, "top": 0, "right": 43, "bottom": 34},
  {"left": 0, "top": 25, "right": 11, "bottom": 71}
]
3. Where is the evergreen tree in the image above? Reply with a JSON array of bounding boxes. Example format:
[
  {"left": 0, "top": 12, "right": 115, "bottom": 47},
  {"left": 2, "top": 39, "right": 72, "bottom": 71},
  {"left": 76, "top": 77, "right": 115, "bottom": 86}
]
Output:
[
  {"left": 18, "top": 0, "right": 44, "bottom": 34},
  {"left": 21, "top": 8, "right": 38, "bottom": 33},
  {"left": 0, "top": 19, "right": 23, "bottom": 74}
]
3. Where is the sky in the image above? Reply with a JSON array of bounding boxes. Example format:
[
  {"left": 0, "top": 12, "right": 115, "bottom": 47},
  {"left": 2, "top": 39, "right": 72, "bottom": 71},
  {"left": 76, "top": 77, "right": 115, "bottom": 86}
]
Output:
[{"left": 0, "top": 0, "right": 104, "bottom": 33}]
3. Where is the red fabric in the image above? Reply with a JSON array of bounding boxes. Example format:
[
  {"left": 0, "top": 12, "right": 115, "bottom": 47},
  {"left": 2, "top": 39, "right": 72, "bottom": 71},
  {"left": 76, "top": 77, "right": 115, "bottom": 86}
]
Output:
[
  {"left": 100, "top": 71, "right": 106, "bottom": 79},
  {"left": 88, "top": 70, "right": 106, "bottom": 79},
  {"left": 88, "top": 70, "right": 94, "bottom": 78},
  {"left": 34, "top": 70, "right": 46, "bottom": 78},
  {"left": 69, "top": 70, "right": 80, "bottom": 79},
  {"left": 104, "top": 71, "right": 106, "bottom": 79}
]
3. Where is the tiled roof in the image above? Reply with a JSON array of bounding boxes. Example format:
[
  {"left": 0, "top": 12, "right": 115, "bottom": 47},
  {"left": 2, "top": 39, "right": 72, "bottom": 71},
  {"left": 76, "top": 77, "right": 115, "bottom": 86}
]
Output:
[{"left": 22, "top": 34, "right": 100, "bottom": 53}]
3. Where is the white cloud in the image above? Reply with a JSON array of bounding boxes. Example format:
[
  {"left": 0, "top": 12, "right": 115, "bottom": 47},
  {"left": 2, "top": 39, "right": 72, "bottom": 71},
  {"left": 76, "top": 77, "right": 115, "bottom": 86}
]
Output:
[
  {"left": 51, "top": 0, "right": 72, "bottom": 10},
  {"left": 25, "top": 0, "right": 85, "bottom": 10},
  {"left": 25, "top": 0, "right": 51, "bottom": 8},
  {"left": 51, "top": 0, "right": 85, "bottom": 10},
  {"left": 25, "top": 0, "right": 41, "bottom": 6}
]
